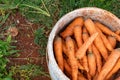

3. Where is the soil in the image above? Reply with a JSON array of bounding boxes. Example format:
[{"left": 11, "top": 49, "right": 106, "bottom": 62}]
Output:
[{"left": 3, "top": 12, "right": 50, "bottom": 80}]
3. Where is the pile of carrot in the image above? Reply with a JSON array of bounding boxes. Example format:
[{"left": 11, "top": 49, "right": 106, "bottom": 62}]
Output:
[{"left": 53, "top": 17, "right": 120, "bottom": 80}]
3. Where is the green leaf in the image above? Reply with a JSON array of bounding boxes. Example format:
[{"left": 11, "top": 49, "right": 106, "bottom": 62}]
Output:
[{"left": 6, "top": 35, "right": 11, "bottom": 43}]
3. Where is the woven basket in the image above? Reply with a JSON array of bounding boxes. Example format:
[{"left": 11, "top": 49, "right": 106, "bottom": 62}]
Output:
[{"left": 47, "top": 7, "right": 120, "bottom": 80}]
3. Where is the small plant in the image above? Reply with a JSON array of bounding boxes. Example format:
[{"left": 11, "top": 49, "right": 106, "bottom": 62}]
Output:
[
  {"left": 10, "top": 64, "right": 50, "bottom": 80},
  {"left": 0, "top": 35, "right": 18, "bottom": 79},
  {"left": 34, "top": 28, "right": 47, "bottom": 56}
]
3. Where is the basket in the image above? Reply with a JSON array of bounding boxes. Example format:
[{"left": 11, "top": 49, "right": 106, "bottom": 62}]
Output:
[{"left": 47, "top": 7, "right": 120, "bottom": 80}]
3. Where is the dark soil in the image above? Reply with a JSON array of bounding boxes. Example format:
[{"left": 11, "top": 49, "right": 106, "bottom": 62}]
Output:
[{"left": 3, "top": 12, "right": 50, "bottom": 80}]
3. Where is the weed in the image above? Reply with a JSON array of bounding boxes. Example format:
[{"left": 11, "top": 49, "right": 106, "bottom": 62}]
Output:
[
  {"left": 34, "top": 27, "right": 47, "bottom": 56},
  {"left": 10, "top": 64, "right": 50, "bottom": 80},
  {"left": 0, "top": 0, "right": 50, "bottom": 17},
  {"left": 0, "top": 35, "right": 18, "bottom": 79},
  {"left": 59, "top": 0, "right": 120, "bottom": 18}
]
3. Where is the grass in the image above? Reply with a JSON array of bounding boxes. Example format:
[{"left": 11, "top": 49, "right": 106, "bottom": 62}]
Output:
[
  {"left": 9, "top": 64, "right": 50, "bottom": 80},
  {"left": 0, "top": 0, "right": 120, "bottom": 79},
  {"left": 0, "top": 35, "right": 18, "bottom": 79}
]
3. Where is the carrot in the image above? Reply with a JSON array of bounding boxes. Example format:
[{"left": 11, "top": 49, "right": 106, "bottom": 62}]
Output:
[
  {"left": 76, "top": 32, "right": 98, "bottom": 59},
  {"left": 66, "top": 56, "right": 84, "bottom": 70},
  {"left": 54, "top": 36, "right": 64, "bottom": 71},
  {"left": 82, "top": 55, "right": 89, "bottom": 72},
  {"left": 115, "top": 30, "right": 120, "bottom": 35},
  {"left": 78, "top": 72, "right": 87, "bottom": 80},
  {"left": 84, "top": 19, "right": 108, "bottom": 60},
  {"left": 73, "top": 39, "right": 78, "bottom": 53},
  {"left": 60, "top": 17, "right": 84, "bottom": 38},
  {"left": 82, "top": 27, "right": 91, "bottom": 72},
  {"left": 88, "top": 52, "right": 96, "bottom": 77},
  {"left": 74, "top": 25, "right": 83, "bottom": 48},
  {"left": 92, "top": 44, "right": 102, "bottom": 73},
  {"left": 106, "top": 59, "right": 120, "bottom": 79},
  {"left": 64, "top": 59, "right": 71, "bottom": 75},
  {"left": 95, "top": 26, "right": 113, "bottom": 51},
  {"left": 66, "top": 36, "right": 78, "bottom": 80},
  {"left": 97, "top": 48, "right": 120, "bottom": 80},
  {"left": 95, "top": 21, "right": 120, "bottom": 41},
  {"left": 108, "top": 35, "right": 116, "bottom": 48},
  {"left": 62, "top": 39, "right": 68, "bottom": 56},
  {"left": 82, "top": 27, "right": 92, "bottom": 52}
]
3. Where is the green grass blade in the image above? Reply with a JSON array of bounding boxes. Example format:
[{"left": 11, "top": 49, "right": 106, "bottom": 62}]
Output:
[
  {"left": 21, "top": 4, "right": 50, "bottom": 17},
  {"left": 0, "top": 13, "right": 10, "bottom": 27}
]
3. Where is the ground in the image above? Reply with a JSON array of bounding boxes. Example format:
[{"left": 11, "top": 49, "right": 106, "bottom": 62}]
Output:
[{"left": 4, "top": 12, "right": 50, "bottom": 80}]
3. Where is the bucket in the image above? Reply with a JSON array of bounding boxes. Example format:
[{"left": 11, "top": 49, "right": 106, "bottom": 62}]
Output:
[{"left": 47, "top": 7, "right": 120, "bottom": 80}]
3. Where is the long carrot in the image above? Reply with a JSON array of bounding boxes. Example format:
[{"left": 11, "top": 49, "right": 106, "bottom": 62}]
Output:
[
  {"left": 64, "top": 59, "right": 71, "bottom": 75},
  {"left": 74, "top": 25, "right": 83, "bottom": 48},
  {"left": 84, "top": 19, "right": 108, "bottom": 60},
  {"left": 60, "top": 17, "right": 84, "bottom": 38},
  {"left": 62, "top": 39, "right": 68, "bottom": 56},
  {"left": 66, "top": 36, "right": 78, "bottom": 80},
  {"left": 76, "top": 32, "right": 98, "bottom": 59},
  {"left": 95, "top": 26, "right": 113, "bottom": 51},
  {"left": 95, "top": 21, "right": 120, "bottom": 41},
  {"left": 97, "top": 48, "right": 120, "bottom": 80},
  {"left": 92, "top": 44, "right": 102, "bottom": 73},
  {"left": 88, "top": 52, "right": 96, "bottom": 77},
  {"left": 106, "top": 59, "right": 120, "bottom": 79},
  {"left": 82, "top": 27, "right": 91, "bottom": 72},
  {"left": 54, "top": 36, "right": 64, "bottom": 71},
  {"left": 108, "top": 35, "right": 116, "bottom": 48},
  {"left": 82, "top": 27, "right": 92, "bottom": 52},
  {"left": 73, "top": 39, "right": 78, "bottom": 53}
]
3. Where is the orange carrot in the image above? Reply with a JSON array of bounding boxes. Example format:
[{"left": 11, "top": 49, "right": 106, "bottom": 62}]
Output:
[
  {"left": 108, "top": 35, "right": 116, "bottom": 48},
  {"left": 95, "top": 26, "right": 113, "bottom": 51},
  {"left": 95, "top": 21, "right": 120, "bottom": 41},
  {"left": 66, "top": 36, "right": 78, "bottom": 80},
  {"left": 74, "top": 25, "right": 83, "bottom": 48},
  {"left": 97, "top": 48, "right": 120, "bottom": 80},
  {"left": 106, "top": 59, "right": 120, "bottom": 79},
  {"left": 84, "top": 19, "right": 108, "bottom": 60},
  {"left": 88, "top": 52, "right": 96, "bottom": 77},
  {"left": 64, "top": 59, "right": 71, "bottom": 75},
  {"left": 78, "top": 72, "right": 87, "bottom": 80},
  {"left": 54, "top": 36, "right": 64, "bottom": 71},
  {"left": 115, "top": 30, "right": 120, "bottom": 35},
  {"left": 76, "top": 32, "right": 98, "bottom": 59},
  {"left": 92, "top": 44, "right": 102, "bottom": 73},
  {"left": 82, "top": 55, "right": 89, "bottom": 72},
  {"left": 60, "top": 17, "right": 84, "bottom": 38},
  {"left": 82, "top": 27, "right": 91, "bottom": 72},
  {"left": 73, "top": 39, "right": 78, "bottom": 53},
  {"left": 82, "top": 27, "right": 92, "bottom": 52},
  {"left": 66, "top": 56, "right": 84, "bottom": 70},
  {"left": 76, "top": 33, "right": 98, "bottom": 59},
  {"left": 62, "top": 39, "right": 68, "bottom": 56}
]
